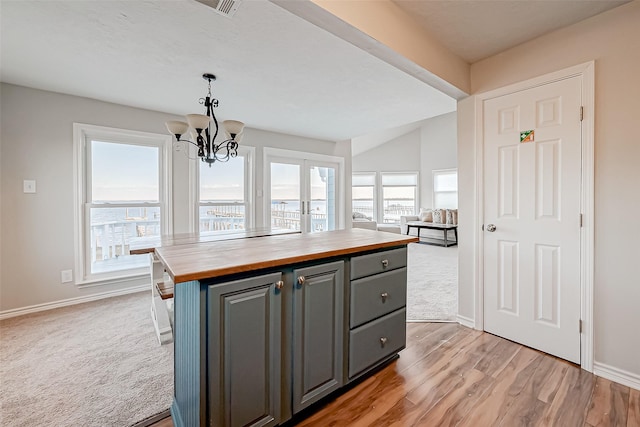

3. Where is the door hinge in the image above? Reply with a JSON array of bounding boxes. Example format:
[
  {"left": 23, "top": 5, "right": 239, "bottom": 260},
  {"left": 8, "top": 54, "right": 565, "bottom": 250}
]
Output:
[
  {"left": 580, "top": 106, "right": 584, "bottom": 122},
  {"left": 579, "top": 319, "right": 583, "bottom": 334},
  {"left": 580, "top": 214, "right": 583, "bottom": 227}
]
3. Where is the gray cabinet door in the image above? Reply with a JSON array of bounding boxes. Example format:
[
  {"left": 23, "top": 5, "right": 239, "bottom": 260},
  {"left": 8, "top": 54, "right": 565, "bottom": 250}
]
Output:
[
  {"left": 292, "top": 261, "right": 345, "bottom": 413},
  {"left": 207, "top": 273, "right": 283, "bottom": 427}
]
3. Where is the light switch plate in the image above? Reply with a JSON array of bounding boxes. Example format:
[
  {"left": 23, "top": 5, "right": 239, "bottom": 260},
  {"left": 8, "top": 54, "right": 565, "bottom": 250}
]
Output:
[
  {"left": 23, "top": 180, "right": 36, "bottom": 193},
  {"left": 61, "top": 270, "right": 73, "bottom": 283}
]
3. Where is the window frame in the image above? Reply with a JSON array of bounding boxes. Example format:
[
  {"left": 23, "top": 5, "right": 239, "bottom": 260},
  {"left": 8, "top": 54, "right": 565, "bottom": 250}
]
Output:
[
  {"left": 195, "top": 145, "right": 255, "bottom": 233},
  {"left": 351, "top": 172, "right": 377, "bottom": 221},
  {"left": 73, "top": 123, "right": 173, "bottom": 286},
  {"left": 432, "top": 168, "right": 458, "bottom": 209},
  {"left": 379, "top": 171, "right": 419, "bottom": 224}
]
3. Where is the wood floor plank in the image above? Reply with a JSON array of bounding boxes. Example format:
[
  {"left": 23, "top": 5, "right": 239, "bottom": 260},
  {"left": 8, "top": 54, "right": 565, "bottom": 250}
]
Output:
[
  {"left": 395, "top": 322, "right": 464, "bottom": 371},
  {"left": 537, "top": 358, "right": 571, "bottom": 403},
  {"left": 497, "top": 354, "right": 561, "bottom": 426},
  {"left": 404, "top": 332, "right": 501, "bottom": 406},
  {"left": 474, "top": 335, "right": 521, "bottom": 378},
  {"left": 149, "top": 323, "right": 638, "bottom": 427},
  {"left": 628, "top": 388, "right": 640, "bottom": 427},
  {"left": 456, "top": 346, "right": 544, "bottom": 427},
  {"left": 540, "top": 364, "right": 596, "bottom": 427},
  {"left": 585, "top": 376, "right": 630, "bottom": 426},
  {"left": 412, "top": 368, "right": 494, "bottom": 426}
]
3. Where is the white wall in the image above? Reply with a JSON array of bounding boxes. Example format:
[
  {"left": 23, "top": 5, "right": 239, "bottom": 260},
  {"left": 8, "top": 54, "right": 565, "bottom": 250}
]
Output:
[
  {"left": 0, "top": 83, "right": 345, "bottom": 312},
  {"left": 419, "top": 112, "right": 457, "bottom": 209},
  {"left": 352, "top": 112, "right": 457, "bottom": 211},
  {"left": 457, "top": 1, "right": 640, "bottom": 377}
]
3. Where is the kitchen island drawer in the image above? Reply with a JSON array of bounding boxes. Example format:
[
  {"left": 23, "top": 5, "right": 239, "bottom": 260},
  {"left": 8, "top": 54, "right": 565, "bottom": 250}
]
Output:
[
  {"left": 350, "top": 268, "right": 407, "bottom": 328},
  {"left": 348, "top": 308, "right": 406, "bottom": 378},
  {"left": 350, "top": 247, "right": 407, "bottom": 280}
]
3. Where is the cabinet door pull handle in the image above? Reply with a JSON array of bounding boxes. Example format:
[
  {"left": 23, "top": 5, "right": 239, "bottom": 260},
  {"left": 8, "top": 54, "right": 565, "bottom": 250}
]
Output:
[
  {"left": 381, "top": 259, "right": 389, "bottom": 268},
  {"left": 380, "top": 337, "right": 388, "bottom": 347},
  {"left": 297, "top": 276, "right": 306, "bottom": 286},
  {"left": 275, "top": 280, "right": 284, "bottom": 290},
  {"left": 380, "top": 292, "right": 389, "bottom": 302}
]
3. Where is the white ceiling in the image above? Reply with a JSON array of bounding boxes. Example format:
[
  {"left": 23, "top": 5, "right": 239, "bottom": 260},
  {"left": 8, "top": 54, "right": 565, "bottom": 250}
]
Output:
[{"left": 0, "top": 0, "right": 630, "bottom": 144}]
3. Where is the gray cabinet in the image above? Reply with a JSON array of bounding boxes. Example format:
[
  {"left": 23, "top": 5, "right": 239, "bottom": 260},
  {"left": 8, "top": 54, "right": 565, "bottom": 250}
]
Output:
[
  {"left": 172, "top": 245, "right": 409, "bottom": 427},
  {"left": 348, "top": 247, "right": 407, "bottom": 379},
  {"left": 207, "top": 273, "right": 283, "bottom": 427},
  {"left": 292, "top": 261, "right": 344, "bottom": 413}
]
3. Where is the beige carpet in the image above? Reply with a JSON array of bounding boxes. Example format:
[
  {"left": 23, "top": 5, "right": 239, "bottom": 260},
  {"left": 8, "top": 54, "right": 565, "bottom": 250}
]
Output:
[
  {"left": 407, "top": 242, "right": 458, "bottom": 321},
  {"left": 0, "top": 292, "right": 173, "bottom": 427}
]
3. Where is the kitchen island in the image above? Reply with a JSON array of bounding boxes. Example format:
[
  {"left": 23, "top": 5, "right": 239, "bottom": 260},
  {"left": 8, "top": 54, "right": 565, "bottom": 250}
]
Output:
[{"left": 156, "top": 228, "right": 418, "bottom": 427}]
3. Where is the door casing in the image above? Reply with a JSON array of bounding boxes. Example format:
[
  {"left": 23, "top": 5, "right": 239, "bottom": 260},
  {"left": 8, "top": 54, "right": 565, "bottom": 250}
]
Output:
[
  {"left": 472, "top": 61, "right": 595, "bottom": 371},
  {"left": 263, "top": 147, "right": 345, "bottom": 232}
]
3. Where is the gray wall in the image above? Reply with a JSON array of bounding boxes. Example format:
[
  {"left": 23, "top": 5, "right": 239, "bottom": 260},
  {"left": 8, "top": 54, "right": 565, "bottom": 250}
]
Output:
[
  {"left": 457, "top": 1, "right": 640, "bottom": 377},
  {"left": 352, "top": 112, "right": 457, "bottom": 211},
  {"left": 0, "top": 83, "right": 347, "bottom": 312}
]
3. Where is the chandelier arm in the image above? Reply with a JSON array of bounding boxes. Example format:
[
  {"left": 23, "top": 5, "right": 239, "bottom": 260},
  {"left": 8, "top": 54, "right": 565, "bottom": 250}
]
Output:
[{"left": 176, "top": 137, "right": 200, "bottom": 148}]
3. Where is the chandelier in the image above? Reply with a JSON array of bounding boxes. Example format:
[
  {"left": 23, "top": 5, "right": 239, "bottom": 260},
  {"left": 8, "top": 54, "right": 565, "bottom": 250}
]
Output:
[{"left": 166, "top": 73, "right": 244, "bottom": 166}]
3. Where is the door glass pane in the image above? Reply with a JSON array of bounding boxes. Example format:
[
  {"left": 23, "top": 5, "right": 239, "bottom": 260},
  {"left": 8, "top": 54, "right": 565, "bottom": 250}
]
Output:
[
  {"left": 309, "top": 166, "right": 336, "bottom": 233},
  {"left": 271, "top": 162, "right": 301, "bottom": 231}
]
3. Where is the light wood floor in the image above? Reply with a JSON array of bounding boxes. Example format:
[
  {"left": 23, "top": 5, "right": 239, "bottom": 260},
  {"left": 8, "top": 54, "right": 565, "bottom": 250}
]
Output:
[{"left": 150, "top": 323, "right": 640, "bottom": 427}]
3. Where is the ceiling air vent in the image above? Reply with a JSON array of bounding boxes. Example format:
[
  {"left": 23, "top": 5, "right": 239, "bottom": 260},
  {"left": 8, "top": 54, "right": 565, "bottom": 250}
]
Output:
[{"left": 195, "top": 0, "right": 242, "bottom": 18}]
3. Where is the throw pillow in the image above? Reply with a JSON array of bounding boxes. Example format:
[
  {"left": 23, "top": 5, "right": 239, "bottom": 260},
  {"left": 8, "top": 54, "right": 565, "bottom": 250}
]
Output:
[
  {"left": 446, "top": 209, "right": 458, "bottom": 225},
  {"left": 432, "top": 209, "right": 445, "bottom": 224},
  {"left": 418, "top": 208, "right": 433, "bottom": 222}
]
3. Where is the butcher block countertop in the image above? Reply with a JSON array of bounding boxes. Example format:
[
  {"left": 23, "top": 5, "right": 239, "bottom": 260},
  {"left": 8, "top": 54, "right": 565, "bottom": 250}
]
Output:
[{"left": 156, "top": 228, "right": 418, "bottom": 284}]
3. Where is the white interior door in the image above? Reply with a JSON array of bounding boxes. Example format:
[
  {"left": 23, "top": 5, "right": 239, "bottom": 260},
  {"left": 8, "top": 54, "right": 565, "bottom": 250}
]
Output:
[
  {"left": 483, "top": 76, "right": 582, "bottom": 363},
  {"left": 268, "top": 158, "right": 338, "bottom": 233}
]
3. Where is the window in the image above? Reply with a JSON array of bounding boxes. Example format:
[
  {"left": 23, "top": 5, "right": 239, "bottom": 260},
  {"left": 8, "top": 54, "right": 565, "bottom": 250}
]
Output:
[
  {"left": 381, "top": 172, "right": 418, "bottom": 224},
  {"left": 74, "top": 124, "right": 172, "bottom": 284},
  {"left": 433, "top": 169, "right": 458, "bottom": 209},
  {"left": 198, "top": 147, "right": 253, "bottom": 232},
  {"left": 352, "top": 172, "right": 376, "bottom": 220}
]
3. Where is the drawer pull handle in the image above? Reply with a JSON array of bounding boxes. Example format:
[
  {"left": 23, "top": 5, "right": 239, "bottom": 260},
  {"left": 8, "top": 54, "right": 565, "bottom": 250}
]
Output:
[
  {"left": 297, "top": 276, "right": 306, "bottom": 286},
  {"left": 381, "top": 259, "right": 389, "bottom": 268},
  {"left": 380, "top": 337, "right": 388, "bottom": 347},
  {"left": 275, "top": 280, "right": 284, "bottom": 291},
  {"left": 380, "top": 292, "right": 389, "bottom": 302}
]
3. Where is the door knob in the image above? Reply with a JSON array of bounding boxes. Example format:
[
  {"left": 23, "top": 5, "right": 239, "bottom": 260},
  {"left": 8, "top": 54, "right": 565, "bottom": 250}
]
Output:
[{"left": 486, "top": 224, "right": 497, "bottom": 232}]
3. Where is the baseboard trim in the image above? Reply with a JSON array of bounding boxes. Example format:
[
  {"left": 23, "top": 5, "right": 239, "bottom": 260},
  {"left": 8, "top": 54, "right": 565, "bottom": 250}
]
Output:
[
  {"left": 457, "top": 314, "right": 475, "bottom": 329},
  {"left": 0, "top": 285, "right": 148, "bottom": 320},
  {"left": 593, "top": 362, "right": 640, "bottom": 391}
]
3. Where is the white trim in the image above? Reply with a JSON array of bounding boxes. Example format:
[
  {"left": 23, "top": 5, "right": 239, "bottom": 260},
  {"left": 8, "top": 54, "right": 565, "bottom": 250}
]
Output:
[
  {"left": 194, "top": 145, "right": 256, "bottom": 232},
  {"left": 473, "top": 61, "right": 595, "bottom": 371},
  {"left": 263, "top": 147, "right": 346, "bottom": 231},
  {"left": 72, "top": 123, "right": 173, "bottom": 285},
  {"left": 0, "top": 285, "right": 148, "bottom": 320},
  {"left": 352, "top": 171, "right": 378, "bottom": 222},
  {"left": 594, "top": 362, "right": 640, "bottom": 392},
  {"left": 457, "top": 314, "right": 475, "bottom": 329},
  {"left": 380, "top": 171, "right": 420, "bottom": 223}
]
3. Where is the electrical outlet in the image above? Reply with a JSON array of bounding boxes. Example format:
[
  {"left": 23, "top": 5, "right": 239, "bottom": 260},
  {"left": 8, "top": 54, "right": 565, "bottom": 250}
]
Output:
[
  {"left": 23, "top": 180, "right": 36, "bottom": 193},
  {"left": 61, "top": 270, "right": 73, "bottom": 283}
]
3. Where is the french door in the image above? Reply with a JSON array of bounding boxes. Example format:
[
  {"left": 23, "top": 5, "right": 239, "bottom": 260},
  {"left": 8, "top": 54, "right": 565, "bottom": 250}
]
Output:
[{"left": 268, "top": 156, "right": 340, "bottom": 234}]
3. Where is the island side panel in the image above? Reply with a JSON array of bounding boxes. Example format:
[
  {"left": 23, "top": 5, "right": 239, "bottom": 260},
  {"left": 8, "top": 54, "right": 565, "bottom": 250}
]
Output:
[{"left": 171, "top": 280, "right": 207, "bottom": 427}]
